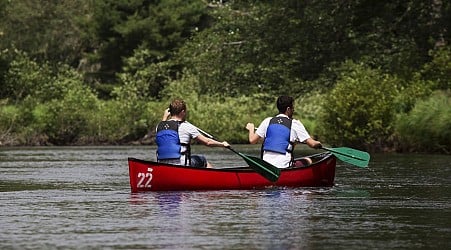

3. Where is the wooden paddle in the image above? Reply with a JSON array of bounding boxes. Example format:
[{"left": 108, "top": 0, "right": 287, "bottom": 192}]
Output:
[
  {"left": 195, "top": 127, "right": 281, "bottom": 182},
  {"left": 321, "top": 146, "right": 370, "bottom": 168}
]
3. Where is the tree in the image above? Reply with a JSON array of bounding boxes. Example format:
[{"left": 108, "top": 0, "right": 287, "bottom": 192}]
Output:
[
  {"left": 0, "top": 0, "right": 91, "bottom": 66},
  {"left": 174, "top": 0, "right": 450, "bottom": 97},
  {"left": 83, "top": 0, "right": 208, "bottom": 84}
]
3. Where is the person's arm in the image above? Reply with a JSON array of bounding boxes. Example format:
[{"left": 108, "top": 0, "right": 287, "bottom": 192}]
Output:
[
  {"left": 292, "top": 119, "right": 321, "bottom": 149},
  {"left": 196, "top": 134, "right": 230, "bottom": 148},
  {"left": 162, "top": 108, "right": 171, "bottom": 121},
  {"left": 304, "top": 137, "right": 322, "bottom": 149},
  {"left": 246, "top": 123, "right": 261, "bottom": 144}
]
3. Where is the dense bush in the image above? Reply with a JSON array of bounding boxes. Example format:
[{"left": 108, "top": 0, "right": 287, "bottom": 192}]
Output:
[
  {"left": 109, "top": 58, "right": 171, "bottom": 142},
  {"left": 2, "top": 50, "right": 54, "bottom": 102},
  {"left": 318, "top": 62, "right": 400, "bottom": 150},
  {"left": 157, "top": 73, "right": 275, "bottom": 143},
  {"left": 395, "top": 90, "right": 451, "bottom": 153},
  {"left": 0, "top": 51, "right": 100, "bottom": 145},
  {"left": 83, "top": 99, "right": 155, "bottom": 144},
  {"left": 29, "top": 72, "right": 99, "bottom": 145},
  {"left": 295, "top": 91, "right": 327, "bottom": 138},
  {"left": 420, "top": 47, "right": 451, "bottom": 90},
  {"left": 0, "top": 2, "right": 450, "bottom": 153},
  {"left": 0, "top": 103, "right": 20, "bottom": 145}
]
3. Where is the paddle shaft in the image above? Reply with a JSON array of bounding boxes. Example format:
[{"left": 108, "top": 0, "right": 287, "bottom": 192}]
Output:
[
  {"left": 194, "top": 125, "right": 280, "bottom": 182},
  {"left": 196, "top": 127, "right": 215, "bottom": 140},
  {"left": 225, "top": 145, "right": 243, "bottom": 156},
  {"left": 200, "top": 126, "right": 369, "bottom": 168},
  {"left": 195, "top": 126, "right": 253, "bottom": 156}
]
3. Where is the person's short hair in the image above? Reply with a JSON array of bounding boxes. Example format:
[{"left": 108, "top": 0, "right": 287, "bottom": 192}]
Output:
[
  {"left": 169, "top": 98, "right": 186, "bottom": 115},
  {"left": 276, "top": 96, "right": 294, "bottom": 113}
]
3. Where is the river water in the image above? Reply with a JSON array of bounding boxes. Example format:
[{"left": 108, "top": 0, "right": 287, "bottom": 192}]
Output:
[{"left": 0, "top": 146, "right": 450, "bottom": 249}]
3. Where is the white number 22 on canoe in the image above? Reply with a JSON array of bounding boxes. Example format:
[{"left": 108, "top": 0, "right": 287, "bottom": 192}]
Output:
[{"left": 137, "top": 167, "right": 153, "bottom": 188}]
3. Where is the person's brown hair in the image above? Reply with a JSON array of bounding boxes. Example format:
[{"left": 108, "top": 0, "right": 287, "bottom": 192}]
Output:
[{"left": 169, "top": 98, "right": 186, "bottom": 115}]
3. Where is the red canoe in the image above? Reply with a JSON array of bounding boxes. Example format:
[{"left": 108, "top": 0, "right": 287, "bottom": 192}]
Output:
[{"left": 128, "top": 152, "right": 336, "bottom": 192}]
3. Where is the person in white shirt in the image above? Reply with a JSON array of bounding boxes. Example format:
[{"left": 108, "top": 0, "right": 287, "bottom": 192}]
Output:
[
  {"left": 156, "top": 98, "right": 229, "bottom": 168},
  {"left": 246, "top": 95, "right": 322, "bottom": 168}
]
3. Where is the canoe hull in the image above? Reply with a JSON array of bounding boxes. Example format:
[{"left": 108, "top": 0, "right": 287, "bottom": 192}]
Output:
[{"left": 128, "top": 153, "right": 336, "bottom": 192}]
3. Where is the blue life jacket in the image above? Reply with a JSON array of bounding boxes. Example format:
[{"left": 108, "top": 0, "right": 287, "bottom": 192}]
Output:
[
  {"left": 263, "top": 116, "right": 293, "bottom": 154},
  {"left": 156, "top": 121, "right": 182, "bottom": 160}
]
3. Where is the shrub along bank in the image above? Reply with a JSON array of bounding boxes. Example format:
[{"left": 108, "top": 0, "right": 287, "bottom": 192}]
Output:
[{"left": 0, "top": 49, "right": 450, "bottom": 154}]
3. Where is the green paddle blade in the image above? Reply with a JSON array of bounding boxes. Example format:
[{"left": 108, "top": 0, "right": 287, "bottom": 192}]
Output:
[
  {"left": 238, "top": 152, "right": 281, "bottom": 182},
  {"left": 323, "top": 147, "right": 370, "bottom": 168}
]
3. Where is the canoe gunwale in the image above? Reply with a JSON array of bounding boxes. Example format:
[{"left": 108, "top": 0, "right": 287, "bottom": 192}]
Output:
[{"left": 127, "top": 152, "right": 333, "bottom": 172}]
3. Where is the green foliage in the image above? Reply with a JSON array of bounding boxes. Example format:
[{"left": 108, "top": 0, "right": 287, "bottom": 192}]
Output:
[
  {"left": 0, "top": 0, "right": 450, "bottom": 152},
  {"left": 109, "top": 64, "right": 169, "bottom": 141},
  {"left": 82, "top": 99, "right": 150, "bottom": 143},
  {"left": 30, "top": 74, "right": 99, "bottom": 145},
  {"left": 0, "top": 0, "right": 90, "bottom": 65},
  {"left": 158, "top": 73, "right": 274, "bottom": 142},
  {"left": 175, "top": 3, "right": 258, "bottom": 96},
  {"left": 394, "top": 76, "right": 434, "bottom": 113},
  {"left": 177, "top": 1, "right": 324, "bottom": 96},
  {"left": 345, "top": 1, "right": 451, "bottom": 77},
  {"left": 295, "top": 91, "right": 327, "bottom": 137},
  {"left": 3, "top": 50, "right": 54, "bottom": 102},
  {"left": 2, "top": 49, "right": 89, "bottom": 104},
  {"left": 186, "top": 94, "right": 275, "bottom": 143},
  {"left": 395, "top": 91, "right": 451, "bottom": 153},
  {"left": 0, "top": 100, "right": 53, "bottom": 145},
  {"left": 175, "top": 0, "right": 449, "bottom": 97},
  {"left": 86, "top": 0, "right": 207, "bottom": 82},
  {"left": 0, "top": 104, "right": 18, "bottom": 129},
  {"left": 318, "top": 62, "right": 400, "bottom": 150},
  {"left": 0, "top": 49, "right": 10, "bottom": 99},
  {"left": 116, "top": 48, "right": 175, "bottom": 100},
  {"left": 0, "top": 103, "right": 20, "bottom": 144},
  {"left": 159, "top": 71, "right": 214, "bottom": 101},
  {"left": 420, "top": 46, "right": 451, "bottom": 90},
  {"left": 1, "top": 56, "right": 101, "bottom": 145}
]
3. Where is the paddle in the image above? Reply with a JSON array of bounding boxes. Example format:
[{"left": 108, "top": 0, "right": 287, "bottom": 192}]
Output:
[
  {"left": 225, "top": 146, "right": 281, "bottom": 182},
  {"left": 321, "top": 146, "right": 370, "bottom": 168},
  {"left": 194, "top": 127, "right": 281, "bottom": 182}
]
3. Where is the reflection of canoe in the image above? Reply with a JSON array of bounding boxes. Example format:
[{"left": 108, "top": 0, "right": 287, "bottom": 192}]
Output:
[{"left": 128, "top": 152, "right": 336, "bottom": 192}]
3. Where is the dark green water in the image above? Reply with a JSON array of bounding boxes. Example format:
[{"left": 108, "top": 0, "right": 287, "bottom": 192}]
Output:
[{"left": 0, "top": 146, "right": 450, "bottom": 249}]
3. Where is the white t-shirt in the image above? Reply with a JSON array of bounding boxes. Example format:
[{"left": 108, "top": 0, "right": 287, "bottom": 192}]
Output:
[
  {"left": 255, "top": 114, "right": 311, "bottom": 168},
  {"left": 157, "top": 120, "right": 200, "bottom": 166},
  {"left": 178, "top": 121, "right": 200, "bottom": 153}
]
